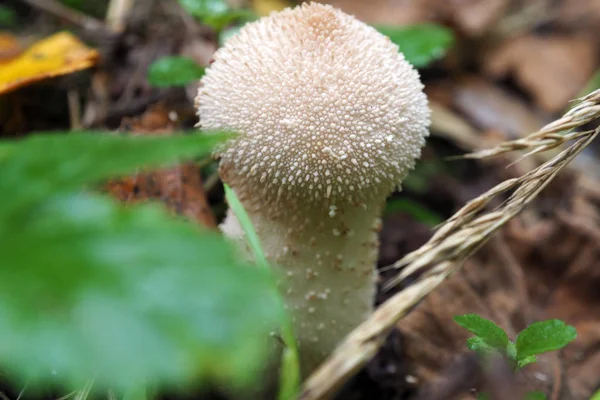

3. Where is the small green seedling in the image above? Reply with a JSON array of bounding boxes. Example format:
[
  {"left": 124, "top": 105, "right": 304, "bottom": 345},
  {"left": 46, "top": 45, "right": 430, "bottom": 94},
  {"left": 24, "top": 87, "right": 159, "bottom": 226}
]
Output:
[{"left": 455, "top": 314, "right": 577, "bottom": 400}]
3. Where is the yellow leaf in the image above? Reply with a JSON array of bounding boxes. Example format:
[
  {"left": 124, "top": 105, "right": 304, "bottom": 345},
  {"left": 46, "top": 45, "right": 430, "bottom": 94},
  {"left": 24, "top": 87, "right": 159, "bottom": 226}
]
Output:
[
  {"left": 0, "top": 31, "right": 99, "bottom": 95},
  {"left": 252, "top": 0, "right": 290, "bottom": 16}
]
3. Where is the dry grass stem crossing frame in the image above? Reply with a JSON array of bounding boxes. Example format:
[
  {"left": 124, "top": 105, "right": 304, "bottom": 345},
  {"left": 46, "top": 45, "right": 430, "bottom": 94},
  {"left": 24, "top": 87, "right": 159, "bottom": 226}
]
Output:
[{"left": 298, "top": 89, "right": 600, "bottom": 400}]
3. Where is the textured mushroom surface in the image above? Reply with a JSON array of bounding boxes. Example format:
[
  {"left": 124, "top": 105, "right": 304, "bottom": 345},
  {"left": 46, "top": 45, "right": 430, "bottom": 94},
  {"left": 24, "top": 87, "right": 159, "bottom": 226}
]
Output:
[{"left": 197, "top": 2, "right": 430, "bottom": 376}]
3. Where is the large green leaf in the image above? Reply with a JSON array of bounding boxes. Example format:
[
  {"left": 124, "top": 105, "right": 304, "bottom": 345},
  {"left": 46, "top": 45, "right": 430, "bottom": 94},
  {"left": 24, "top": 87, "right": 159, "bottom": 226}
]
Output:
[
  {"left": 0, "top": 133, "right": 281, "bottom": 392},
  {"left": 376, "top": 23, "right": 454, "bottom": 68},
  {"left": 147, "top": 57, "right": 206, "bottom": 88},
  {"left": 516, "top": 320, "right": 577, "bottom": 359},
  {"left": 0, "top": 130, "right": 281, "bottom": 392},
  {"left": 0, "top": 193, "right": 279, "bottom": 390},
  {"left": 0, "top": 131, "right": 228, "bottom": 219}
]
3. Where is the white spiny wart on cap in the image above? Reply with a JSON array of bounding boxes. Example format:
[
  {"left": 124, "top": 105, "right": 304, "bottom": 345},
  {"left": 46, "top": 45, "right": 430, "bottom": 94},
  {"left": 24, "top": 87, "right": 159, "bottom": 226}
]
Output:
[{"left": 196, "top": 2, "right": 430, "bottom": 377}]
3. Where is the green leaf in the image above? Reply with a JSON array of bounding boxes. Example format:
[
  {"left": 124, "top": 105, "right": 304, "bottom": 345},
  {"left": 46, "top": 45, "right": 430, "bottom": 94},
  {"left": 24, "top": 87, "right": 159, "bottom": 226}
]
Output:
[
  {"left": 477, "top": 394, "right": 490, "bottom": 400},
  {"left": 590, "top": 388, "right": 600, "bottom": 400},
  {"left": 178, "top": 0, "right": 254, "bottom": 31},
  {"left": 516, "top": 320, "right": 577, "bottom": 359},
  {"left": 60, "top": 0, "right": 85, "bottom": 9},
  {"left": 375, "top": 23, "right": 454, "bottom": 68},
  {"left": 0, "top": 192, "right": 279, "bottom": 390},
  {"left": 384, "top": 198, "right": 443, "bottom": 226},
  {"left": 0, "top": 5, "right": 18, "bottom": 27},
  {"left": 517, "top": 355, "right": 537, "bottom": 369},
  {"left": 454, "top": 314, "right": 509, "bottom": 349},
  {"left": 147, "top": 57, "right": 205, "bottom": 87},
  {"left": 525, "top": 391, "right": 548, "bottom": 400},
  {"left": 0, "top": 131, "right": 228, "bottom": 219},
  {"left": 0, "top": 141, "right": 14, "bottom": 160}
]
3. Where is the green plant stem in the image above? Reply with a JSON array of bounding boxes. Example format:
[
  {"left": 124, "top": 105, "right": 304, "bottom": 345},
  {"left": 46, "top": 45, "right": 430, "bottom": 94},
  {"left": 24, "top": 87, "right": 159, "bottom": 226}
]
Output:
[{"left": 224, "top": 184, "right": 300, "bottom": 400}]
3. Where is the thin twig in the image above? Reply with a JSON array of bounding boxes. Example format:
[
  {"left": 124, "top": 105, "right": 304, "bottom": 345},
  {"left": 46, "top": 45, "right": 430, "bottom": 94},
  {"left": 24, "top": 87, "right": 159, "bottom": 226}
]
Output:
[
  {"left": 106, "top": 0, "right": 136, "bottom": 33},
  {"left": 299, "top": 89, "right": 600, "bottom": 399},
  {"left": 22, "top": 0, "right": 108, "bottom": 33}
]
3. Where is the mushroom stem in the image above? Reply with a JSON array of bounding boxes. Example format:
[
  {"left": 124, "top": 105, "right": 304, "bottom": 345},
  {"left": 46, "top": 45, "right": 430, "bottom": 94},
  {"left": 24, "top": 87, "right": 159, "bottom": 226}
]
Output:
[{"left": 222, "top": 199, "right": 382, "bottom": 375}]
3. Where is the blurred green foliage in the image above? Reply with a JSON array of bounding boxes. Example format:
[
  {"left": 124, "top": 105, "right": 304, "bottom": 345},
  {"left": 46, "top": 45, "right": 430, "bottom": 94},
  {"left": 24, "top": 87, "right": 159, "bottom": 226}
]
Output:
[
  {"left": 384, "top": 198, "right": 442, "bottom": 226},
  {"left": 376, "top": 23, "right": 454, "bottom": 68},
  {"left": 403, "top": 159, "right": 447, "bottom": 194},
  {"left": 0, "top": 132, "right": 281, "bottom": 393},
  {"left": 59, "top": 0, "right": 108, "bottom": 19},
  {"left": 147, "top": 56, "right": 206, "bottom": 87},
  {"left": 178, "top": 0, "right": 256, "bottom": 31},
  {"left": 0, "top": 5, "right": 18, "bottom": 28},
  {"left": 525, "top": 392, "right": 549, "bottom": 400}
]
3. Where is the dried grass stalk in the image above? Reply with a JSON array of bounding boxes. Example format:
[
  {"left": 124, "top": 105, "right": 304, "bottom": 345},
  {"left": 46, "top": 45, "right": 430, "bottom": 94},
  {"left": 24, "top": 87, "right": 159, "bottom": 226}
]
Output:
[
  {"left": 465, "top": 89, "right": 600, "bottom": 160},
  {"left": 298, "top": 89, "right": 600, "bottom": 400}
]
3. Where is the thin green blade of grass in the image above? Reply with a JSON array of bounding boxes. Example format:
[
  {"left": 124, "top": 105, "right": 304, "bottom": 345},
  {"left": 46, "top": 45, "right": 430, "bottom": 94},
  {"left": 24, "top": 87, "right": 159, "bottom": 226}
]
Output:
[{"left": 223, "top": 184, "right": 300, "bottom": 400}]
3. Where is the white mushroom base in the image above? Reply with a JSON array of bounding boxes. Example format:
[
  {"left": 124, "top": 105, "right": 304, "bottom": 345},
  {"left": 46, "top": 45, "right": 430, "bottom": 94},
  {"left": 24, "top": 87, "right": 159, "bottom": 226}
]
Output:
[{"left": 221, "top": 201, "right": 382, "bottom": 377}]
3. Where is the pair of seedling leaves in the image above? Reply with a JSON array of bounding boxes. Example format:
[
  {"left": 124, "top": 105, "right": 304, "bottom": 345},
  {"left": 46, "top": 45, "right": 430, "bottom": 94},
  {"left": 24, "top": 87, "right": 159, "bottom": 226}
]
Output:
[{"left": 454, "top": 314, "right": 577, "bottom": 400}]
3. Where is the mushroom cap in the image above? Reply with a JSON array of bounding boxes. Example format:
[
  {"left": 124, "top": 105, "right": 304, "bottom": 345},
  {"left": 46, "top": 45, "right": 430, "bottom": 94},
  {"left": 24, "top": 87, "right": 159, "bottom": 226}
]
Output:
[{"left": 197, "top": 3, "right": 430, "bottom": 207}]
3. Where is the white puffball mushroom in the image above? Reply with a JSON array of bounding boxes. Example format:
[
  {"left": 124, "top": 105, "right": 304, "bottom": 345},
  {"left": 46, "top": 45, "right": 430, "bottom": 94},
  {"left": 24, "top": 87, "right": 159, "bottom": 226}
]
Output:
[{"left": 196, "top": 2, "right": 430, "bottom": 376}]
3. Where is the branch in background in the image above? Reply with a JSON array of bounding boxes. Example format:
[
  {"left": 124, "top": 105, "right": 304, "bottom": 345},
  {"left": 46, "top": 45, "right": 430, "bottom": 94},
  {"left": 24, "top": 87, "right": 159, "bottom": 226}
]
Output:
[
  {"left": 22, "top": 0, "right": 109, "bottom": 34},
  {"left": 298, "top": 89, "right": 600, "bottom": 400},
  {"left": 106, "top": 0, "right": 136, "bottom": 33}
]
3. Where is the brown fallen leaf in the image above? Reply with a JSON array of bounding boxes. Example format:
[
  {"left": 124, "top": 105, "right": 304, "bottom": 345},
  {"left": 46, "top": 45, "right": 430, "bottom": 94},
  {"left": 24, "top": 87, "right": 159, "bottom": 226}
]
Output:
[
  {"left": 445, "top": 0, "right": 509, "bottom": 37},
  {"left": 396, "top": 172, "right": 600, "bottom": 399},
  {"left": 556, "top": 0, "right": 600, "bottom": 33},
  {"left": 452, "top": 76, "right": 546, "bottom": 139},
  {"left": 320, "top": 0, "right": 437, "bottom": 25},
  {"left": 106, "top": 104, "right": 217, "bottom": 228},
  {"left": 0, "top": 31, "right": 99, "bottom": 95},
  {"left": 484, "top": 34, "right": 597, "bottom": 113},
  {"left": 0, "top": 32, "right": 21, "bottom": 63},
  {"left": 322, "top": 0, "right": 507, "bottom": 36}
]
